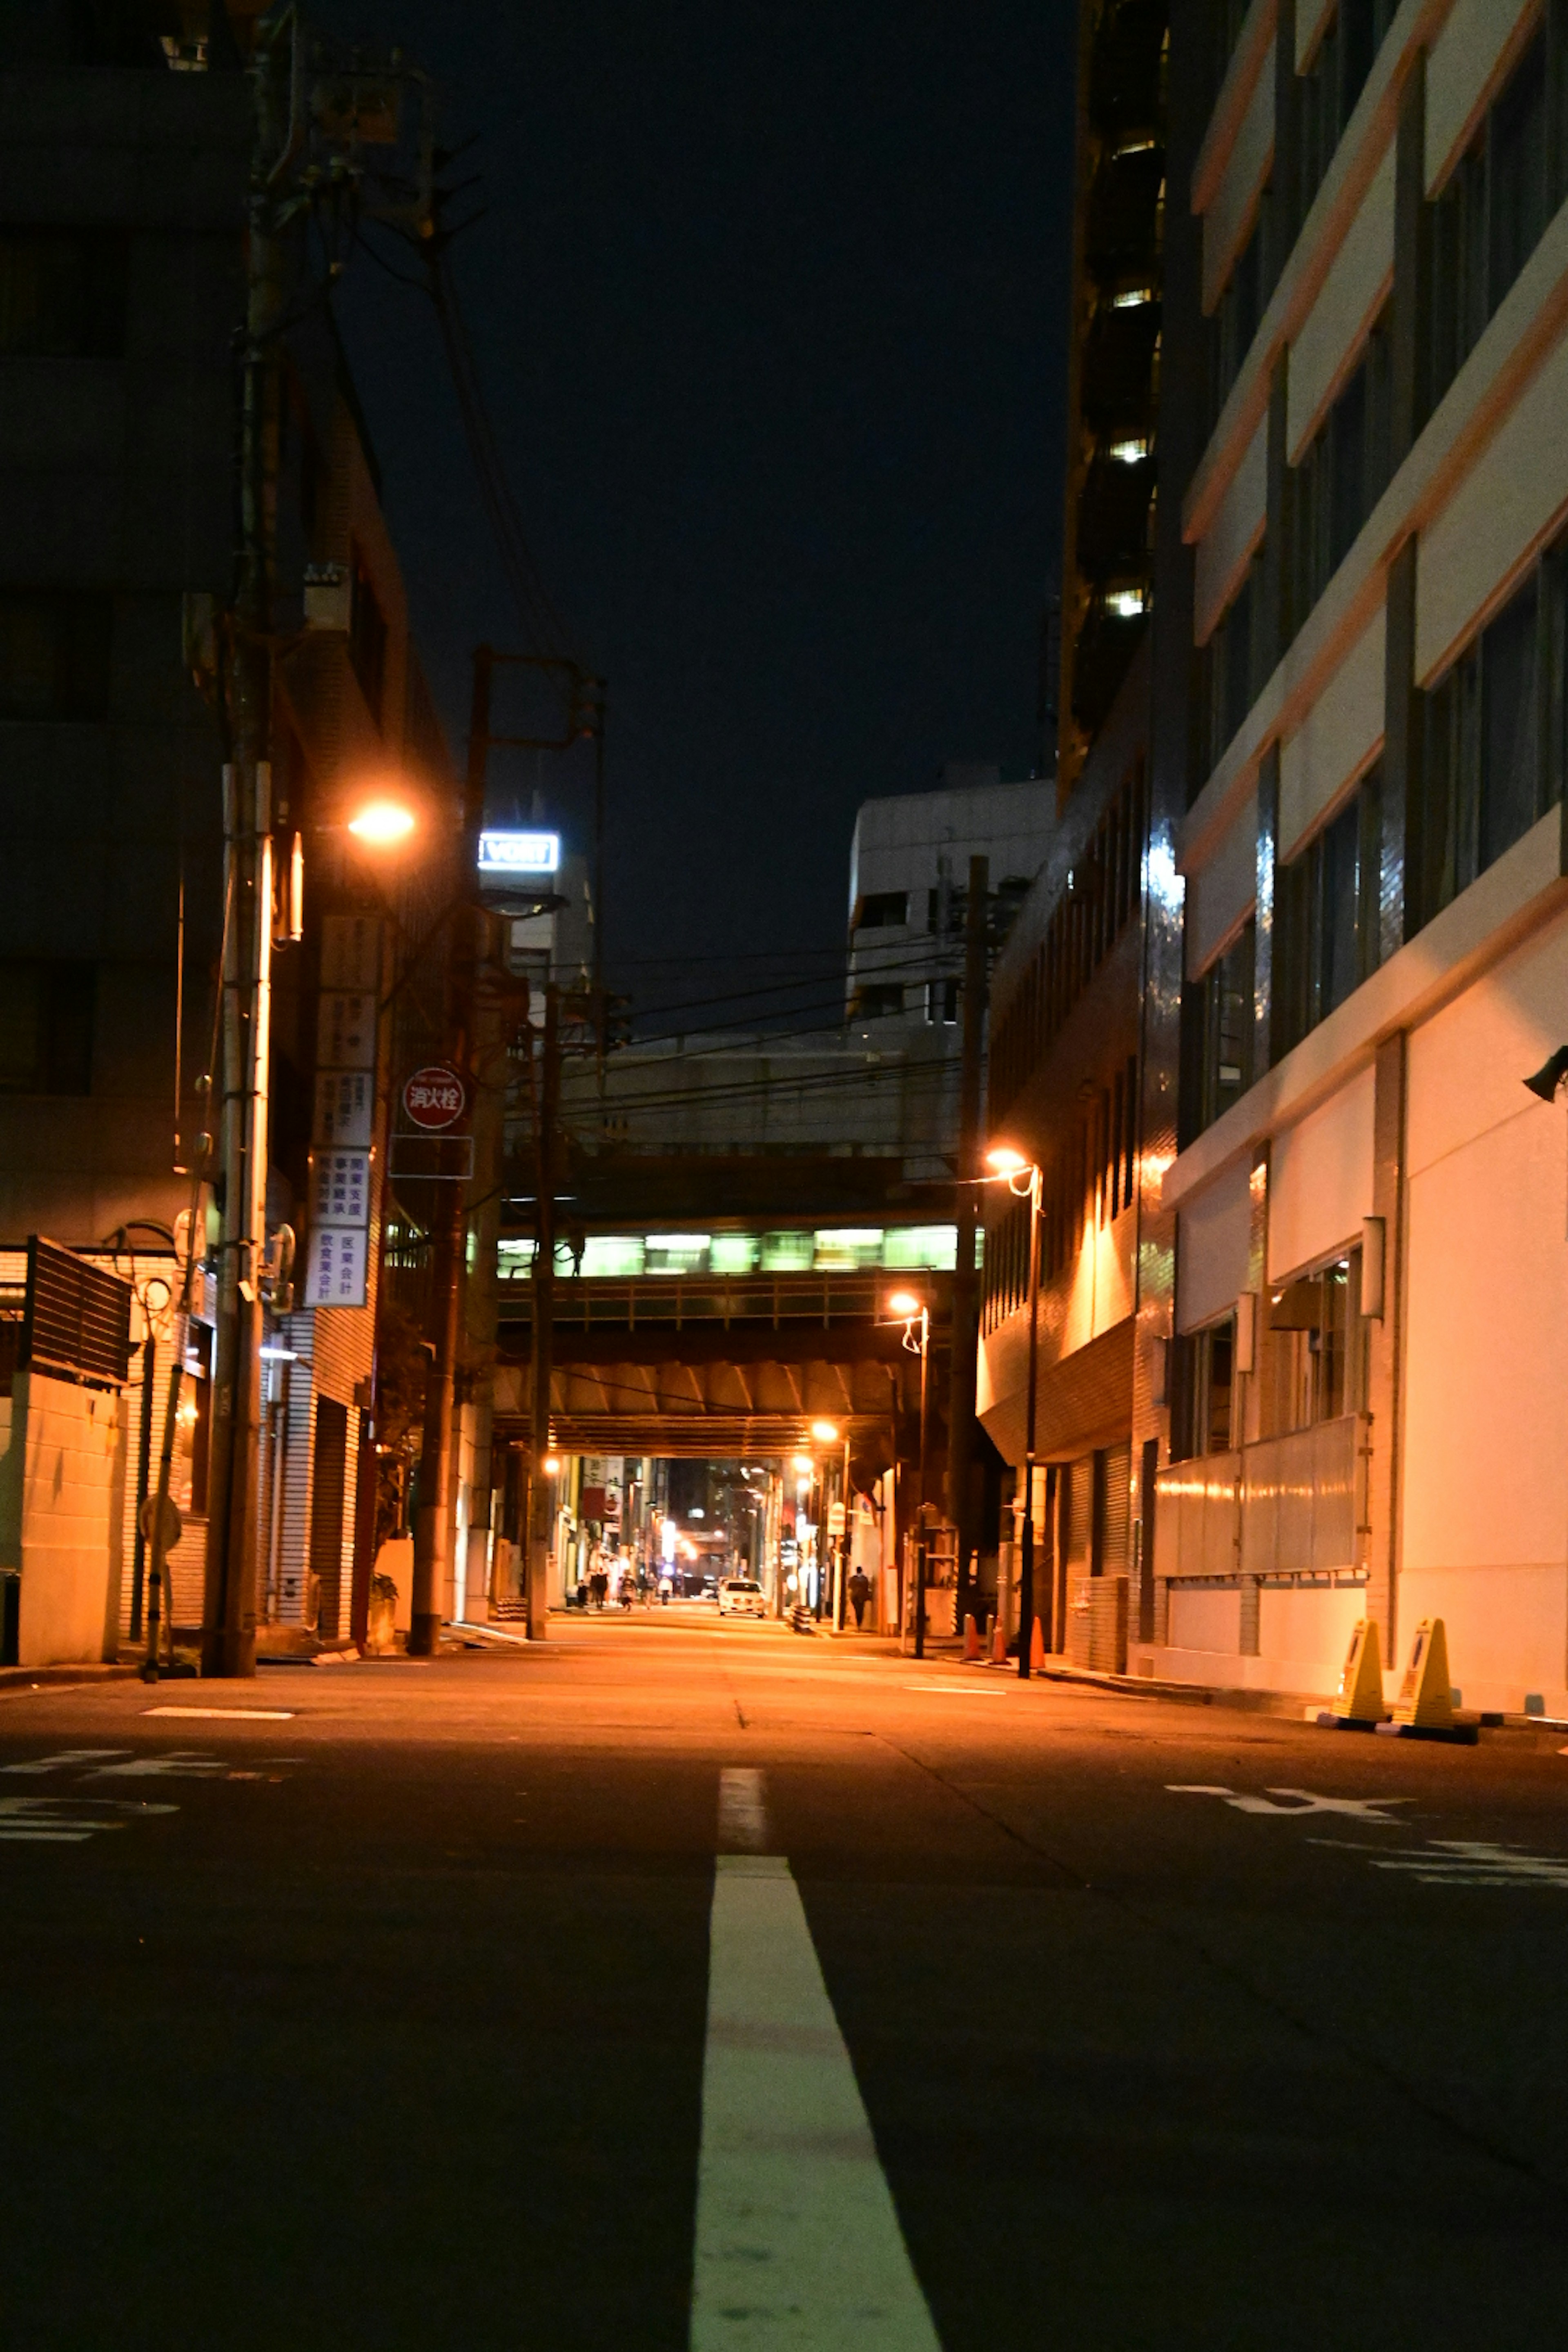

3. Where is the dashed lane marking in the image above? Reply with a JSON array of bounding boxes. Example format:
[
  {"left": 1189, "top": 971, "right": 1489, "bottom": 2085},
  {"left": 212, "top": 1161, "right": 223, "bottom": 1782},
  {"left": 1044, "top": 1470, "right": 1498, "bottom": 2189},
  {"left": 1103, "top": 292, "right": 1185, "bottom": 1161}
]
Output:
[
  {"left": 901, "top": 1683, "right": 1008, "bottom": 1697},
  {"left": 718, "top": 1765, "right": 770, "bottom": 1853},
  {"left": 690, "top": 1848, "right": 942, "bottom": 2350},
  {"left": 143, "top": 1706, "right": 295, "bottom": 1720}
]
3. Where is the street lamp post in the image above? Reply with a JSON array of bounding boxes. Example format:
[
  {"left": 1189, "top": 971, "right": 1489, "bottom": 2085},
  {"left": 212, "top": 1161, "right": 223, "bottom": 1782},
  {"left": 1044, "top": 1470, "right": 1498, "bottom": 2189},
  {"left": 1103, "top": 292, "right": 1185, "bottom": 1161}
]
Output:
[
  {"left": 987, "top": 1152, "right": 1042, "bottom": 1679},
  {"left": 886, "top": 1291, "right": 930, "bottom": 1657},
  {"left": 809, "top": 1419, "right": 841, "bottom": 1626}
]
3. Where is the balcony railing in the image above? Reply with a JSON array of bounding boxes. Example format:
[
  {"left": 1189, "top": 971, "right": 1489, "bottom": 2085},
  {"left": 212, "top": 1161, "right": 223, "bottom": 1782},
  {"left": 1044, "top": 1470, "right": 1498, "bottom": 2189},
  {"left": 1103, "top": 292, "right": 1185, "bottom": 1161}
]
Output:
[{"left": 1155, "top": 1413, "right": 1368, "bottom": 1583}]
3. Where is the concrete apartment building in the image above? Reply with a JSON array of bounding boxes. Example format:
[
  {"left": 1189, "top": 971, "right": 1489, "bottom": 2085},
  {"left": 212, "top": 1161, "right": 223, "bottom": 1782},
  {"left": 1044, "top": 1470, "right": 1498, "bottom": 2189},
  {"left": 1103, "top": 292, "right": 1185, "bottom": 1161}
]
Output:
[
  {"left": 1152, "top": 0, "right": 1568, "bottom": 1715},
  {"left": 977, "top": 0, "right": 1175, "bottom": 1665},
  {"left": 0, "top": 7, "right": 459, "bottom": 1661}
]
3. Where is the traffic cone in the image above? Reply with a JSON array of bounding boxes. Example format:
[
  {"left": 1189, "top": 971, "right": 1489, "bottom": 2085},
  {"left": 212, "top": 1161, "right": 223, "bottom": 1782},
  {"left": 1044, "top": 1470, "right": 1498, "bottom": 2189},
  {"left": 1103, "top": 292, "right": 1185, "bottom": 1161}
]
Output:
[
  {"left": 962, "top": 1613, "right": 981, "bottom": 1662},
  {"left": 989, "top": 1615, "right": 1007, "bottom": 1665},
  {"left": 1029, "top": 1616, "right": 1046, "bottom": 1672}
]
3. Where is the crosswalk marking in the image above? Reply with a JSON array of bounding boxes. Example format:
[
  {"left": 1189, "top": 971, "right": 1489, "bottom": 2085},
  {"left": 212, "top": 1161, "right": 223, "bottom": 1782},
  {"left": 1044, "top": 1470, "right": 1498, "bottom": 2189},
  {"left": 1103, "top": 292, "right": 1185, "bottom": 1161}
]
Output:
[{"left": 690, "top": 1846, "right": 942, "bottom": 2350}]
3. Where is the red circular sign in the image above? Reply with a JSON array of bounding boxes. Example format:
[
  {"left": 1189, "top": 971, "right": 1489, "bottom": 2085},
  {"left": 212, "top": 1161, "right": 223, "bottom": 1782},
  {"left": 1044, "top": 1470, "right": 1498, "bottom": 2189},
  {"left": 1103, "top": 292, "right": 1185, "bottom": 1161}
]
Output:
[{"left": 402, "top": 1064, "right": 468, "bottom": 1131}]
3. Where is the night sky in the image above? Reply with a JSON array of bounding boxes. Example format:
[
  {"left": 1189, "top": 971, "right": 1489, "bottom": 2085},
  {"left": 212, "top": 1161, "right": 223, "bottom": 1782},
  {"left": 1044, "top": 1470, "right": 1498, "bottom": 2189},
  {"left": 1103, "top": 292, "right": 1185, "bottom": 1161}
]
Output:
[{"left": 321, "top": 2, "right": 1077, "bottom": 1024}]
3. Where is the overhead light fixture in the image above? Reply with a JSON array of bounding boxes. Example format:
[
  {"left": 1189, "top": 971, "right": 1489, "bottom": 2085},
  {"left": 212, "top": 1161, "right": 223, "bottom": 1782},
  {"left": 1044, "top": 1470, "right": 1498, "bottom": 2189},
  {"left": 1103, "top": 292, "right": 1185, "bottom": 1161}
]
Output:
[
  {"left": 885, "top": 1289, "right": 922, "bottom": 1318},
  {"left": 348, "top": 797, "right": 416, "bottom": 846},
  {"left": 810, "top": 1419, "right": 840, "bottom": 1444},
  {"left": 1523, "top": 1046, "right": 1568, "bottom": 1102},
  {"left": 1107, "top": 588, "right": 1147, "bottom": 619},
  {"left": 986, "top": 1146, "right": 1027, "bottom": 1176}
]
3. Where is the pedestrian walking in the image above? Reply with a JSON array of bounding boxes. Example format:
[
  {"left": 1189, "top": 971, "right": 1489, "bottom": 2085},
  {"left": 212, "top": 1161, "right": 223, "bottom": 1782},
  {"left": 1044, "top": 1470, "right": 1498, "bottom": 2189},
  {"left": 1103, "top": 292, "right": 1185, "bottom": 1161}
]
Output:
[{"left": 848, "top": 1567, "right": 871, "bottom": 1629}]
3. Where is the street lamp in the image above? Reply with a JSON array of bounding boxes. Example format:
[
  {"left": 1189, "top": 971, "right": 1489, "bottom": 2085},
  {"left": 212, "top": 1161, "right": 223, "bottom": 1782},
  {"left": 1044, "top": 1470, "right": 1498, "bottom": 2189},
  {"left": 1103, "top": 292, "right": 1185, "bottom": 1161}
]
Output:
[
  {"left": 886, "top": 1287, "right": 931, "bottom": 1657},
  {"left": 986, "top": 1146, "right": 1042, "bottom": 1681},
  {"left": 347, "top": 796, "right": 417, "bottom": 846},
  {"left": 810, "top": 1418, "right": 851, "bottom": 1629}
]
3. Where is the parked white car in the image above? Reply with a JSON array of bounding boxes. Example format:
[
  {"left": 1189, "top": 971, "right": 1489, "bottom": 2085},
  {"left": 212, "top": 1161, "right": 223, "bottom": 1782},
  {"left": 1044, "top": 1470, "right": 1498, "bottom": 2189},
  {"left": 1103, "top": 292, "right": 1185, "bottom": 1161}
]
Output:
[{"left": 717, "top": 1577, "right": 766, "bottom": 1618}]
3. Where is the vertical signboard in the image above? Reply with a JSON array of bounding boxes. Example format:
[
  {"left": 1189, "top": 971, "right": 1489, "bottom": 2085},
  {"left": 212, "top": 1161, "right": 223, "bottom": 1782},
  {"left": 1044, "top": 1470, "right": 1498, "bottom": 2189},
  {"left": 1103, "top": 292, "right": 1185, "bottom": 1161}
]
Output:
[{"left": 306, "top": 915, "right": 381, "bottom": 1309}]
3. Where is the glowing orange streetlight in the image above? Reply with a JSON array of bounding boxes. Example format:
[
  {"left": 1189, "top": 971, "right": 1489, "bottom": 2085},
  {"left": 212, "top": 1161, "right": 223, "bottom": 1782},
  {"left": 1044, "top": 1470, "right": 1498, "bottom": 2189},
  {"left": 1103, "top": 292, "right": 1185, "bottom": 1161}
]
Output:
[
  {"left": 984, "top": 1143, "right": 1043, "bottom": 1679},
  {"left": 347, "top": 796, "right": 417, "bottom": 846}
]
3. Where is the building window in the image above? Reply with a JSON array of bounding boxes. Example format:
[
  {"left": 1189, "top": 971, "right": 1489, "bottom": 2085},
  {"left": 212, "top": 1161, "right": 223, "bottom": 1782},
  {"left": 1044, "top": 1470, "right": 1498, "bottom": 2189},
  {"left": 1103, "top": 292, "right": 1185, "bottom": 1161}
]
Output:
[
  {"left": 1197, "top": 918, "right": 1255, "bottom": 1134},
  {"left": 989, "top": 761, "right": 1147, "bottom": 1123},
  {"left": 1426, "top": 22, "right": 1560, "bottom": 414},
  {"left": 1171, "top": 1315, "right": 1235, "bottom": 1463},
  {"left": 855, "top": 890, "right": 907, "bottom": 931},
  {"left": 0, "top": 592, "right": 112, "bottom": 720},
  {"left": 1413, "top": 552, "right": 1567, "bottom": 931},
  {"left": 0, "top": 227, "right": 128, "bottom": 358},
  {"left": 1296, "top": 2, "right": 1399, "bottom": 225},
  {"left": 1274, "top": 764, "right": 1382, "bottom": 1056},
  {"left": 1290, "top": 310, "right": 1392, "bottom": 633},
  {"left": 924, "top": 977, "right": 958, "bottom": 1026},
  {"left": 1207, "top": 196, "right": 1266, "bottom": 430},
  {"left": 348, "top": 552, "right": 388, "bottom": 724},
  {"left": 854, "top": 983, "right": 903, "bottom": 1020},
  {"left": 1265, "top": 1248, "right": 1365, "bottom": 1432},
  {"left": 1202, "top": 550, "right": 1264, "bottom": 778},
  {"left": 0, "top": 961, "right": 95, "bottom": 1094}
]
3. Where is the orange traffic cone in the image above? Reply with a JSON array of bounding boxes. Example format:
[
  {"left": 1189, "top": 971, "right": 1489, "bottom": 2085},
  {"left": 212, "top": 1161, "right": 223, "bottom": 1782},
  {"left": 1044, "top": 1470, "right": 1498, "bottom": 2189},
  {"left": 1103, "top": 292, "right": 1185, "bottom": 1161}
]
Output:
[
  {"left": 989, "top": 1615, "right": 1007, "bottom": 1665},
  {"left": 1029, "top": 1616, "right": 1046, "bottom": 1672},
  {"left": 963, "top": 1613, "right": 981, "bottom": 1663}
]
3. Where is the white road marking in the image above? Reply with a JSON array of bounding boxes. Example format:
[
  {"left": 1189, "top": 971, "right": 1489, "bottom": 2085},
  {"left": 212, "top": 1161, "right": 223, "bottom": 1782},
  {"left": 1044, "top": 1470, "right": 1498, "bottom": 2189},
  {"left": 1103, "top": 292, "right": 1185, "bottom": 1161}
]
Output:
[
  {"left": 1167, "top": 1784, "right": 1410, "bottom": 1822},
  {"left": 901, "top": 1683, "right": 1008, "bottom": 1697},
  {"left": 143, "top": 1706, "right": 295, "bottom": 1721},
  {"left": 718, "top": 1766, "right": 770, "bottom": 1853},
  {"left": 1312, "top": 1838, "right": 1568, "bottom": 1887},
  {"left": 0, "top": 1795, "right": 178, "bottom": 1844},
  {"left": 1, "top": 1749, "right": 131, "bottom": 1775},
  {"left": 87, "top": 1751, "right": 232, "bottom": 1779},
  {"left": 690, "top": 1853, "right": 942, "bottom": 2350}
]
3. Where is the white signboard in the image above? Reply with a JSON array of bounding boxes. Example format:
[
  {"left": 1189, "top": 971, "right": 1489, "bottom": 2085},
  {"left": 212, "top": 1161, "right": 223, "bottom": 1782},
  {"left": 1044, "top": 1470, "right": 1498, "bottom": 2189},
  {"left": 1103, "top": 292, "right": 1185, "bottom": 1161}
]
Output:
[
  {"left": 316, "top": 991, "right": 377, "bottom": 1070},
  {"left": 478, "top": 829, "right": 560, "bottom": 876},
  {"left": 310, "top": 1150, "right": 372, "bottom": 1229},
  {"left": 304, "top": 1225, "right": 369, "bottom": 1309},
  {"left": 320, "top": 912, "right": 381, "bottom": 992},
  {"left": 313, "top": 1069, "right": 374, "bottom": 1149}
]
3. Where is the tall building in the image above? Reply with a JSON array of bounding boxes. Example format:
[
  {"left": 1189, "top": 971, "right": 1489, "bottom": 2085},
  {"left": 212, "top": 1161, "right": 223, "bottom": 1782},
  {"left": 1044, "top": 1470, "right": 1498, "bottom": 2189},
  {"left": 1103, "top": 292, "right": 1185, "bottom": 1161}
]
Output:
[
  {"left": 1154, "top": 0, "right": 1568, "bottom": 1715},
  {"left": 990, "top": 0, "right": 1568, "bottom": 1713},
  {"left": 977, "top": 0, "right": 1176, "bottom": 1665},
  {"left": 0, "top": 7, "right": 460, "bottom": 1659}
]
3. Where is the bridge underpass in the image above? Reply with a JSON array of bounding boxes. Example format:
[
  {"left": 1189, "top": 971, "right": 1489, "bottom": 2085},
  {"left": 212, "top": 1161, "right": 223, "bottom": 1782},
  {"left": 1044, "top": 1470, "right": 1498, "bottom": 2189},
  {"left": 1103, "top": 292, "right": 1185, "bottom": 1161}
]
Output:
[{"left": 492, "top": 1272, "right": 951, "bottom": 1464}]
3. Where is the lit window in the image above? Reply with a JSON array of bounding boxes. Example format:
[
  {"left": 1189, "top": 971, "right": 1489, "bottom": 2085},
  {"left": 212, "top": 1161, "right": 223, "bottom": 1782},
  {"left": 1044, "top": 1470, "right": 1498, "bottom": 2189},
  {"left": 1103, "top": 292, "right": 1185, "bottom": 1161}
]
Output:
[
  {"left": 1108, "top": 437, "right": 1150, "bottom": 465},
  {"left": 1111, "top": 285, "right": 1154, "bottom": 309},
  {"left": 1106, "top": 588, "right": 1147, "bottom": 619}
]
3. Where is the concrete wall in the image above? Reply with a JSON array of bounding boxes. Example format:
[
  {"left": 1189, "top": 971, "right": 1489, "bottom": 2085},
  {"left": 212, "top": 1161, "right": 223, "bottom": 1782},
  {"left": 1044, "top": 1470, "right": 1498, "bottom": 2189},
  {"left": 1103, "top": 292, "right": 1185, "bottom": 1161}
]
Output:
[{"left": 0, "top": 1369, "right": 121, "bottom": 1667}]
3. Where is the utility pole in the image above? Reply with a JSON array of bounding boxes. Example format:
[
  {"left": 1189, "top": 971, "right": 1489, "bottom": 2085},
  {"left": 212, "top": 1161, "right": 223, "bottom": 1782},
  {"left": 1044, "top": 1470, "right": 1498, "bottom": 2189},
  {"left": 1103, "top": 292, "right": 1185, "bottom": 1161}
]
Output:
[
  {"left": 946, "top": 853, "right": 989, "bottom": 1634},
  {"left": 202, "top": 15, "right": 434, "bottom": 1675},
  {"left": 409, "top": 648, "right": 493, "bottom": 1654},
  {"left": 527, "top": 985, "right": 559, "bottom": 1637},
  {"left": 202, "top": 16, "right": 289, "bottom": 1678}
]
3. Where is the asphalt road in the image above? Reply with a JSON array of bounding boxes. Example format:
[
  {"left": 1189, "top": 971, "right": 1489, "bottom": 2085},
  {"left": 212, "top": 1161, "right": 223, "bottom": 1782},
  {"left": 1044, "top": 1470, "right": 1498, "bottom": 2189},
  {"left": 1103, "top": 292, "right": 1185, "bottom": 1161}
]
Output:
[{"left": 4, "top": 1612, "right": 1568, "bottom": 2350}]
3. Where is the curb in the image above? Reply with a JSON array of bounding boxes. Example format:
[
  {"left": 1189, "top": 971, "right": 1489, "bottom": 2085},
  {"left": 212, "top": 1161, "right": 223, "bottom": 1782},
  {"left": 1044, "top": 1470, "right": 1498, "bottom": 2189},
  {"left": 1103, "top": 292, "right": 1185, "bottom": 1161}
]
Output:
[{"left": 0, "top": 1662, "right": 142, "bottom": 1695}]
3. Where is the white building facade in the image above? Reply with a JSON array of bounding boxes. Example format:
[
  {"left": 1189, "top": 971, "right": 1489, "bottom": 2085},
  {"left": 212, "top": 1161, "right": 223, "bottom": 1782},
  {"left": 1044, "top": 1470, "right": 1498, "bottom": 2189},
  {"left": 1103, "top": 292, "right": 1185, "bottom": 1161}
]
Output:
[{"left": 1157, "top": 0, "right": 1568, "bottom": 1714}]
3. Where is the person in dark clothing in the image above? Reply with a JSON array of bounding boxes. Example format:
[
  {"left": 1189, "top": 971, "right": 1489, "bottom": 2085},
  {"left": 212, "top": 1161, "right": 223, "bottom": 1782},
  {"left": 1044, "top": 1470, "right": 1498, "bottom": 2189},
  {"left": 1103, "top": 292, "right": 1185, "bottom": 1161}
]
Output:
[{"left": 847, "top": 1568, "right": 871, "bottom": 1629}]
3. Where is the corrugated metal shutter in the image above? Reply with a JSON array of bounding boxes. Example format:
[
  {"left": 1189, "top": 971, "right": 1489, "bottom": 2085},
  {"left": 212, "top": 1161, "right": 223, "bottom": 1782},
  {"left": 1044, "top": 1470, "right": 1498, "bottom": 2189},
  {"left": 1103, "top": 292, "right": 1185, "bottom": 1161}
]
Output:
[
  {"left": 1067, "top": 1456, "right": 1094, "bottom": 1572},
  {"left": 1099, "top": 1442, "right": 1132, "bottom": 1577}
]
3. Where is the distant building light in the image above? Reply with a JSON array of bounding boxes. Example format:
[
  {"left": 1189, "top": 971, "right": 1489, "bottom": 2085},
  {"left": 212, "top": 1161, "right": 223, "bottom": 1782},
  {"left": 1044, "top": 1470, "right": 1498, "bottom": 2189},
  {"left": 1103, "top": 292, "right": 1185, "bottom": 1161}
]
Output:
[
  {"left": 478, "top": 829, "right": 561, "bottom": 877},
  {"left": 1107, "top": 588, "right": 1147, "bottom": 619},
  {"left": 1111, "top": 285, "right": 1154, "bottom": 309},
  {"left": 1114, "top": 134, "right": 1157, "bottom": 156},
  {"left": 1108, "top": 436, "right": 1150, "bottom": 465}
]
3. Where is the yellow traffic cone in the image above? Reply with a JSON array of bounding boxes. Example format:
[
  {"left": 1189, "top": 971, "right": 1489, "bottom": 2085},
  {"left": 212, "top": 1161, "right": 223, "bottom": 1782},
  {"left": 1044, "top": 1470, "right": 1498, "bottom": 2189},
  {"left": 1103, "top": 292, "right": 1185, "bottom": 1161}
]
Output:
[
  {"left": 1393, "top": 1618, "right": 1453, "bottom": 1730},
  {"left": 1331, "top": 1618, "right": 1387, "bottom": 1726}
]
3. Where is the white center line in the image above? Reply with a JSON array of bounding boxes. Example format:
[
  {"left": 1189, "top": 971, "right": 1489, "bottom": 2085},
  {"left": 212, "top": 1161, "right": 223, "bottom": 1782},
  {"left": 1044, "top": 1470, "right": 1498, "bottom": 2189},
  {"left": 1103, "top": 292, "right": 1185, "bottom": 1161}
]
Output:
[
  {"left": 717, "top": 1765, "right": 770, "bottom": 1852},
  {"left": 900, "top": 1684, "right": 1008, "bottom": 1697},
  {"left": 143, "top": 1707, "right": 295, "bottom": 1721},
  {"left": 690, "top": 1850, "right": 942, "bottom": 2350}
]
